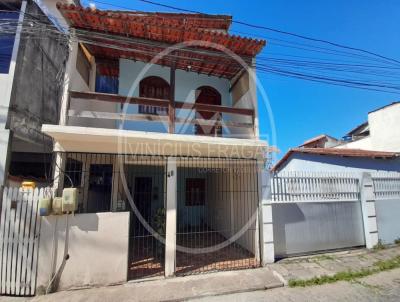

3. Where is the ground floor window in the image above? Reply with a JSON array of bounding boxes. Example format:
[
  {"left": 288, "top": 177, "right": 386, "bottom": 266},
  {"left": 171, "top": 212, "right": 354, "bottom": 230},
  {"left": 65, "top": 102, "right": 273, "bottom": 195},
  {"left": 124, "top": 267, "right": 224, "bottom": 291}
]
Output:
[{"left": 185, "top": 178, "right": 206, "bottom": 206}]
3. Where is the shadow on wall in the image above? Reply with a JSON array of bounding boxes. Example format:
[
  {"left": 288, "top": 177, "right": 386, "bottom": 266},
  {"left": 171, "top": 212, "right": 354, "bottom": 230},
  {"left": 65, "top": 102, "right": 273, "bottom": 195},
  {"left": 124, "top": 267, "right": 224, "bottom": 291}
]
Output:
[
  {"left": 272, "top": 202, "right": 366, "bottom": 259},
  {"left": 272, "top": 204, "right": 305, "bottom": 258},
  {"left": 38, "top": 212, "right": 130, "bottom": 292}
]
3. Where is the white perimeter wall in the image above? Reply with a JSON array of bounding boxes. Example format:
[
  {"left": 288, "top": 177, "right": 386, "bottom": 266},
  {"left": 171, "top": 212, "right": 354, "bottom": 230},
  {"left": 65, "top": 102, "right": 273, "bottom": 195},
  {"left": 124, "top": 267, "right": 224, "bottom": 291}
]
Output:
[{"left": 37, "top": 212, "right": 129, "bottom": 291}]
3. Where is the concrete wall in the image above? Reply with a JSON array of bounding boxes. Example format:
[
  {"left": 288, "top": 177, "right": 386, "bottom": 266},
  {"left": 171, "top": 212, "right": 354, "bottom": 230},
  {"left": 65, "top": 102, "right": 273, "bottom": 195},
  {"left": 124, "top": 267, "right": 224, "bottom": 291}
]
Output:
[
  {"left": 375, "top": 198, "right": 400, "bottom": 244},
  {"left": 337, "top": 103, "right": 400, "bottom": 152},
  {"left": 8, "top": 1, "right": 68, "bottom": 142},
  {"left": 278, "top": 153, "right": 400, "bottom": 173},
  {"left": 336, "top": 136, "right": 372, "bottom": 150},
  {"left": 369, "top": 103, "right": 400, "bottom": 152},
  {"left": 37, "top": 212, "right": 130, "bottom": 291},
  {"left": 0, "top": 3, "right": 24, "bottom": 185},
  {"left": 272, "top": 201, "right": 365, "bottom": 257}
]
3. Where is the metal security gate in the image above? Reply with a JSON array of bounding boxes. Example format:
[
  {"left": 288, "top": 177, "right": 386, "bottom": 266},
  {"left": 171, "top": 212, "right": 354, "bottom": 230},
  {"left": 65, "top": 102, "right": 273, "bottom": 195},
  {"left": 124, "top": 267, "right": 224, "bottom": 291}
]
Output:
[
  {"left": 0, "top": 187, "right": 42, "bottom": 296},
  {"left": 175, "top": 157, "right": 261, "bottom": 275},
  {"left": 271, "top": 172, "right": 365, "bottom": 258},
  {"left": 126, "top": 156, "right": 167, "bottom": 280}
]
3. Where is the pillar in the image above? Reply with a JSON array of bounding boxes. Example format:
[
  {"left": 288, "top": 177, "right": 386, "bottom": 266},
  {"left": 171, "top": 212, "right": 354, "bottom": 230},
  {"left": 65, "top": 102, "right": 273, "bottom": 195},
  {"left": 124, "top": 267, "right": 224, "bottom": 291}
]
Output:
[
  {"left": 258, "top": 162, "right": 275, "bottom": 264},
  {"left": 360, "top": 172, "right": 379, "bottom": 248},
  {"left": 165, "top": 157, "right": 177, "bottom": 277}
]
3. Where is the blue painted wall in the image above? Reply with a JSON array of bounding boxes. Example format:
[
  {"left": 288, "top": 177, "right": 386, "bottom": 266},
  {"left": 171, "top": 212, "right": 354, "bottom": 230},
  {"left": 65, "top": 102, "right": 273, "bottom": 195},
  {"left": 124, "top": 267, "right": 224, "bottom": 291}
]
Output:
[{"left": 278, "top": 153, "right": 400, "bottom": 173}]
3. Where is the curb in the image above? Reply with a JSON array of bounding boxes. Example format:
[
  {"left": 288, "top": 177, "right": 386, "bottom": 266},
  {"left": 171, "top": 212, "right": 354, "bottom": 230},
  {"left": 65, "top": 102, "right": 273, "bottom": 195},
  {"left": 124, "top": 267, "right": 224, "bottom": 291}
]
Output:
[{"left": 161, "top": 281, "right": 284, "bottom": 302}]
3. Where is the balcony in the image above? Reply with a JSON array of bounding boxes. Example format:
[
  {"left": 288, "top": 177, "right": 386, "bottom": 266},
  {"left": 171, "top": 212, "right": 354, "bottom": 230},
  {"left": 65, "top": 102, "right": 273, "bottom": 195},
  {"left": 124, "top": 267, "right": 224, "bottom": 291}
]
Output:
[{"left": 66, "top": 90, "right": 256, "bottom": 139}]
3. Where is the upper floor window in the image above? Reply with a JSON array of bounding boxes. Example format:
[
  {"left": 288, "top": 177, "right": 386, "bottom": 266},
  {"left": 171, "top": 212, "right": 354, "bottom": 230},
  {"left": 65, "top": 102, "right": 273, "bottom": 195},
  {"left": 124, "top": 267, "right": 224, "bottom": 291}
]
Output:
[
  {"left": 194, "top": 86, "right": 222, "bottom": 136},
  {"left": 95, "top": 59, "right": 119, "bottom": 94},
  {"left": 0, "top": 9, "right": 20, "bottom": 74},
  {"left": 139, "top": 76, "right": 170, "bottom": 115}
]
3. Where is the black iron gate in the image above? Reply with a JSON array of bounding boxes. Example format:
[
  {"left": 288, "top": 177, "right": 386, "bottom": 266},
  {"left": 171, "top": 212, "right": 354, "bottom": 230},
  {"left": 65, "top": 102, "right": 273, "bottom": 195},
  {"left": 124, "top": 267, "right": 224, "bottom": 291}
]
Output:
[
  {"left": 175, "top": 157, "right": 260, "bottom": 275},
  {"left": 126, "top": 156, "right": 167, "bottom": 280}
]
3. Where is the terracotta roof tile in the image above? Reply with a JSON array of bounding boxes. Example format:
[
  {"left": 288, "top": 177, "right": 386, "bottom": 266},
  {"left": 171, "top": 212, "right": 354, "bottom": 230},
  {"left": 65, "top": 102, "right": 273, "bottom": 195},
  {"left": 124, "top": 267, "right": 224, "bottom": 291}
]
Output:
[{"left": 57, "top": 3, "right": 265, "bottom": 57}]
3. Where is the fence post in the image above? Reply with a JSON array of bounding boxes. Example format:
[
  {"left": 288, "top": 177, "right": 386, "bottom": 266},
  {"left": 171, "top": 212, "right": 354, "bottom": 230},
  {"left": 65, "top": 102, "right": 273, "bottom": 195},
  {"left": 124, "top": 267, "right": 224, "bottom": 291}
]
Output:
[
  {"left": 360, "top": 172, "right": 379, "bottom": 249},
  {"left": 165, "top": 157, "right": 177, "bottom": 277},
  {"left": 258, "top": 163, "right": 274, "bottom": 264}
]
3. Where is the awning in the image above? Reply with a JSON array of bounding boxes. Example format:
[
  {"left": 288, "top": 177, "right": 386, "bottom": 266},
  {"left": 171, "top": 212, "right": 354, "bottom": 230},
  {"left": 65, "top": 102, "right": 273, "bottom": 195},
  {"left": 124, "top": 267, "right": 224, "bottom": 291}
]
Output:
[{"left": 42, "top": 125, "right": 270, "bottom": 159}]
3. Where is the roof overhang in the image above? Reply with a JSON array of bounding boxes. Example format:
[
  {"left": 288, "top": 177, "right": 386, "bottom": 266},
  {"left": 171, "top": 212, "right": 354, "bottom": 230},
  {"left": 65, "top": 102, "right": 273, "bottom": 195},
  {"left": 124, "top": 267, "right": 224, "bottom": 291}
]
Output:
[
  {"left": 272, "top": 147, "right": 399, "bottom": 172},
  {"left": 42, "top": 125, "right": 269, "bottom": 159},
  {"left": 56, "top": 3, "right": 266, "bottom": 79}
]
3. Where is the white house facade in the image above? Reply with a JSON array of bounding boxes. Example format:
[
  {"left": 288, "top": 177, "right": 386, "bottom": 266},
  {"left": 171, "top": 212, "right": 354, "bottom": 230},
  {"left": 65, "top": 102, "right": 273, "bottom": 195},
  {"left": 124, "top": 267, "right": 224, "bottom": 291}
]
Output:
[{"left": 33, "top": 3, "right": 274, "bottom": 291}]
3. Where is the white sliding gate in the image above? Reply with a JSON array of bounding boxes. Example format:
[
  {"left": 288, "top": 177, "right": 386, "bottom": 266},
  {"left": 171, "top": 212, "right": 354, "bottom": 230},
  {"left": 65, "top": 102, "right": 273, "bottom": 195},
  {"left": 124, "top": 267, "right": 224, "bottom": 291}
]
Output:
[
  {"left": 372, "top": 172, "right": 400, "bottom": 244},
  {"left": 0, "top": 187, "right": 43, "bottom": 296},
  {"left": 271, "top": 172, "right": 366, "bottom": 258}
]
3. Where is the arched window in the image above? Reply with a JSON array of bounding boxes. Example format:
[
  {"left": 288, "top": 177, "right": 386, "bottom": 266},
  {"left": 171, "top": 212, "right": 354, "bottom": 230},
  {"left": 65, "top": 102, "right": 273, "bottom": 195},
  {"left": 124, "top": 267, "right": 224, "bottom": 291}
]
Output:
[
  {"left": 194, "top": 86, "right": 222, "bottom": 136},
  {"left": 139, "top": 76, "right": 170, "bottom": 115}
]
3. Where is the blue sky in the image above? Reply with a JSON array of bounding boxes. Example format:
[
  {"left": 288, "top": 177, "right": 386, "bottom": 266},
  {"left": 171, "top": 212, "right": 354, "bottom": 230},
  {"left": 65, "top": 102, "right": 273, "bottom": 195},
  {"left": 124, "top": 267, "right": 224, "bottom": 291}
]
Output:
[{"left": 83, "top": 0, "right": 400, "bottom": 161}]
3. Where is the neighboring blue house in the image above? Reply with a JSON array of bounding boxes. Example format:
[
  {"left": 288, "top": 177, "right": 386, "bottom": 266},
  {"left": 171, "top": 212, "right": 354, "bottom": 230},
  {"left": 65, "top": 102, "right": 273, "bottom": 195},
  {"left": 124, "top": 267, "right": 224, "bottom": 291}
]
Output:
[{"left": 272, "top": 148, "right": 400, "bottom": 173}]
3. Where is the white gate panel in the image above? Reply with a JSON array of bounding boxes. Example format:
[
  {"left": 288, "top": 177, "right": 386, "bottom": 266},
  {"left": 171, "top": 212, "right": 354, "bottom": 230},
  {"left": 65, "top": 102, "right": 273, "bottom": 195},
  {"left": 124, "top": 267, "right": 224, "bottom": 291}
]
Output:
[
  {"left": 0, "top": 187, "right": 42, "bottom": 296},
  {"left": 272, "top": 201, "right": 365, "bottom": 257}
]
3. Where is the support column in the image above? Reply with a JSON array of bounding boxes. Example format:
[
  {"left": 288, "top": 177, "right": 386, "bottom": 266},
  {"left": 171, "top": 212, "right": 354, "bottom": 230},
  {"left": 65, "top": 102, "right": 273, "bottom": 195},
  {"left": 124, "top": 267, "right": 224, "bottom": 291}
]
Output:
[
  {"left": 360, "top": 172, "right": 379, "bottom": 249},
  {"left": 59, "top": 31, "right": 79, "bottom": 126},
  {"left": 258, "top": 161, "right": 274, "bottom": 264},
  {"left": 52, "top": 151, "right": 66, "bottom": 197},
  {"left": 0, "top": 130, "right": 13, "bottom": 186},
  {"left": 165, "top": 157, "right": 177, "bottom": 277},
  {"left": 111, "top": 156, "right": 121, "bottom": 211},
  {"left": 168, "top": 64, "right": 176, "bottom": 134}
]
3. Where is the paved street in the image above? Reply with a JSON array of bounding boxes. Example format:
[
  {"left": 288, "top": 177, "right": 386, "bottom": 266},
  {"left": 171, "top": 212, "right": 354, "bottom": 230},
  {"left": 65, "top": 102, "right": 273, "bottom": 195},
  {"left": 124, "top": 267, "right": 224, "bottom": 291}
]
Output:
[{"left": 193, "top": 268, "right": 400, "bottom": 302}]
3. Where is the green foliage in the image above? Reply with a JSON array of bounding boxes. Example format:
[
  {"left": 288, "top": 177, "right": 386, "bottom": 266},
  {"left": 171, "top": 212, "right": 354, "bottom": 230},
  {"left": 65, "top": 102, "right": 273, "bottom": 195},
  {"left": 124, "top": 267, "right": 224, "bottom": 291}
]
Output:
[
  {"left": 373, "top": 239, "right": 386, "bottom": 251},
  {"left": 288, "top": 256, "right": 400, "bottom": 288},
  {"left": 154, "top": 207, "right": 166, "bottom": 237},
  {"left": 154, "top": 208, "right": 166, "bottom": 258},
  {"left": 394, "top": 238, "right": 400, "bottom": 245},
  {"left": 373, "top": 239, "right": 386, "bottom": 250}
]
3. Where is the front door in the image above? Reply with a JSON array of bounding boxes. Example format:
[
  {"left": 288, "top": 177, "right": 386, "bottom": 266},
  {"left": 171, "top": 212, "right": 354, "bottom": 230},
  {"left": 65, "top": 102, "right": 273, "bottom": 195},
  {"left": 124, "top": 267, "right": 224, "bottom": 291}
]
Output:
[{"left": 133, "top": 177, "right": 152, "bottom": 234}]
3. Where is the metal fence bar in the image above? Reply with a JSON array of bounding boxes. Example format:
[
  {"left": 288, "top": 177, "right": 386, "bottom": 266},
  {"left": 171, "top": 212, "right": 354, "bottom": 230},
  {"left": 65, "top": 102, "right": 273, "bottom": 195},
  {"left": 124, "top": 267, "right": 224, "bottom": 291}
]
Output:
[
  {"left": 372, "top": 171, "right": 400, "bottom": 200},
  {"left": 271, "top": 171, "right": 360, "bottom": 202}
]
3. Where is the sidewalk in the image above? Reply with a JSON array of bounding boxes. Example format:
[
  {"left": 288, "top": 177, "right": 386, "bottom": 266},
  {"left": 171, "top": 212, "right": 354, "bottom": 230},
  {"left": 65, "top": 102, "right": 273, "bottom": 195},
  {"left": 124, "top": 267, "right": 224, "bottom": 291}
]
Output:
[
  {"left": 270, "top": 245, "right": 400, "bottom": 284},
  {"left": 1, "top": 246, "right": 399, "bottom": 302},
  {"left": 20, "top": 268, "right": 282, "bottom": 302}
]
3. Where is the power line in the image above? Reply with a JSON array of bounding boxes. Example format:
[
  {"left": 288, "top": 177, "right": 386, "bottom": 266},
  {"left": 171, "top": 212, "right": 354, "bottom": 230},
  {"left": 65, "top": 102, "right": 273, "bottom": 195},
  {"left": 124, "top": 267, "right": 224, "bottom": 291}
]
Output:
[
  {"left": 88, "top": 0, "right": 400, "bottom": 67},
  {"left": 3, "top": 6, "right": 400, "bottom": 95}
]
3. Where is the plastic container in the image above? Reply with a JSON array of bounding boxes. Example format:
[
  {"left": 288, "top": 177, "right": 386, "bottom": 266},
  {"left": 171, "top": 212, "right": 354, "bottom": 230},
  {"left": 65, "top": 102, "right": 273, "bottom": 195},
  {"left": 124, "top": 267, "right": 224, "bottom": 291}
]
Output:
[
  {"left": 39, "top": 197, "right": 52, "bottom": 216},
  {"left": 62, "top": 188, "right": 77, "bottom": 213},
  {"left": 52, "top": 197, "right": 63, "bottom": 215}
]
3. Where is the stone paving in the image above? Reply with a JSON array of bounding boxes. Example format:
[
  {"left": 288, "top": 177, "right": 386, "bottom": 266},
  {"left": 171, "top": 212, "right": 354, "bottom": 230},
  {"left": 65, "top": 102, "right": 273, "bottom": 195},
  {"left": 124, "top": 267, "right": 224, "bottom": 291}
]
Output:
[
  {"left": 269, "top": 245, "right": 400, "bottom": 284},
  {"left": 193, "top": 268, "right": 400, "bottom": 302}
]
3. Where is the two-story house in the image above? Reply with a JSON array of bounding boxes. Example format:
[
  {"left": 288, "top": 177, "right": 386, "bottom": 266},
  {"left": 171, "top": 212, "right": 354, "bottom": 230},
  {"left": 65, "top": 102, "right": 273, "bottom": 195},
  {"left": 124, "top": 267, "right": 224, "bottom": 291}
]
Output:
[{"left": 39, "top": 3, "right": 271, "bottom": 282}]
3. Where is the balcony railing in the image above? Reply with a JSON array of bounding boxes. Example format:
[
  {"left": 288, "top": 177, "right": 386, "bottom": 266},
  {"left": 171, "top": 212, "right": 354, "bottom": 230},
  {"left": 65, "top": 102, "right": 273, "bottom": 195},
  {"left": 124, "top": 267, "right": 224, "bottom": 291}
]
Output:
[{"left": 66, "top": 90, "right": 256, "bottom": 138}]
